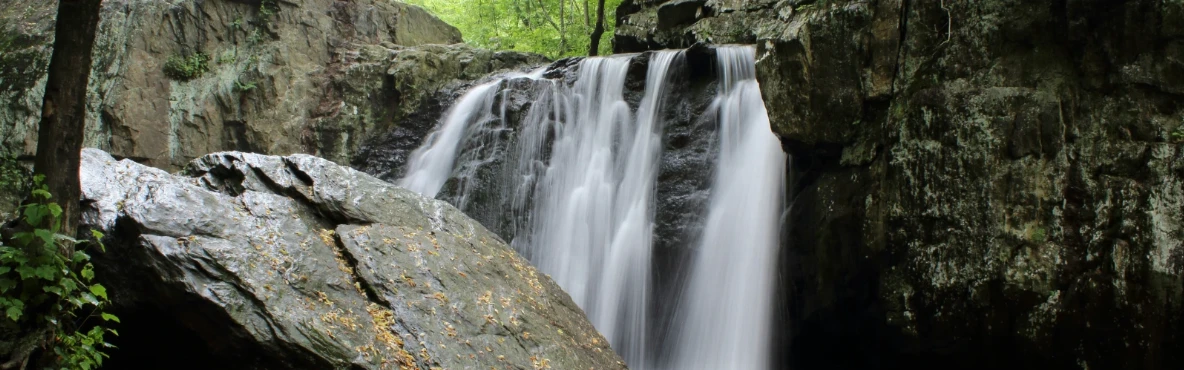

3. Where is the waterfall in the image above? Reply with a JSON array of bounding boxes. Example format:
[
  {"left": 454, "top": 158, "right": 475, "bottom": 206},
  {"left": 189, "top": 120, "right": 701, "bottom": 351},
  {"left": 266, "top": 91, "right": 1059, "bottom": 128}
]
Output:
[
  {"left": 396, "top": 46, "right": 784, "bottom": 370},
  {"left": 398, "top": 68, "right": 547, "bottom": 200},
  {"left": 512, "top": 51, "right": 682, "bottom": 366},
  {"left": 669, "top": 45, "right": 786, "bottom": 370},
  {"left": 398, "top": 81, "right": 503, "bottom": 198}
]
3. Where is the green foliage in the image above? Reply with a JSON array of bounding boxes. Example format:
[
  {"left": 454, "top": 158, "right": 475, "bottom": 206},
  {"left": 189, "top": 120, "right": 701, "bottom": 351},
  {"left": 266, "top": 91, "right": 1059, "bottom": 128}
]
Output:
[
  {"left": 234, "top": 79, "right": 257, "bottom": 92},
  {"left": 0, "top": 152, "right": 29, "bottom": 198},
  {"left": 217, "top": 50, "right": 236, "bottom": 65},
  {"left": 1172, "top": 120, "right": 1184, "bottom": 143},
  {"left": 247, "top": 29, "right": 264, "bottom": 45},
  {"left": 405, "top": 0, "right": 623, "bottom": 58},
  {"left": 0, "top": 176, "right": 117, "bottom": 370},
  {"left": 163, "top": 52, "right": 210, "bottom": 81},
  {"left": 259, "top": 0, "right": 279, "bottom": 20}
]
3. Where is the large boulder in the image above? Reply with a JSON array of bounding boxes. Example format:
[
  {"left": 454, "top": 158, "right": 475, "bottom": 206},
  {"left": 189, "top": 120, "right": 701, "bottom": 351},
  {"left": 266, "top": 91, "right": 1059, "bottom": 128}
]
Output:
[
  {"left": 617, "top": 0, "right": 1184, "bottom": 369},
  {"left": 0, "top": 0, "right": 544, "bottom": 170},
  {"left": 79, "top": 148, "right": 625, "bottom": 369}
]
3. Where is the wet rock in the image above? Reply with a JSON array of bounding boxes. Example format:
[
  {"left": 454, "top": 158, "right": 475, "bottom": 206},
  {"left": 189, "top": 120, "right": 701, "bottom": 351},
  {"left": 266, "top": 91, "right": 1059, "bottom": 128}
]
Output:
[
  {"left": 348, "top": 45, "right": 549, "bottom": 183},
  {"left": 618, "top": 0, "right": 1184, "bottom": 369},
  {"left": 79, "top": 148, "right": 625, "bottom": 370}
]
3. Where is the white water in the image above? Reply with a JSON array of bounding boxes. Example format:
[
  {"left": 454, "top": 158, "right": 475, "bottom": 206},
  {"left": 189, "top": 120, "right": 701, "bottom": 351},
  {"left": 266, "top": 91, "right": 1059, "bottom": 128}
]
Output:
[
  {"left": 669, "top": 45, "right": 786, "bottom": 370},
  {"left": 399, "top": 81, "right": 502, "bottom": 197},
  {"left": 399, "top": 68, "right": 548, "bottom": 201},
  {"left": 514, "top": 51, "right": 682, "bottom": 366},
  {"left": 396, "top": 47, "right": 784, "bottom": 370}
]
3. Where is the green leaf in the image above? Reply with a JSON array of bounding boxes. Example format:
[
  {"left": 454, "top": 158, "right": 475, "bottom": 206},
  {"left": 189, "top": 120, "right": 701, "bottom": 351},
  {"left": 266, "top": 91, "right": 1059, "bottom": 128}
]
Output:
[
  {"left": 42, "top": 286, "right": 62, "bottom": 295},
  {"left": 89, "top": 285, "right": 108, "bottom": 300},
  {"left": 30, "top": 188, "right": 50, "bottom": 200},
  {"left": 34, "top": 228, "right": 54, "bottom": 247},
  {"left": 23, "top": 205, "right": 46, "bottom": 226},
  {"left": 61, "top": 278, "right": 77, "bottom": 292},
  {"left": 15, "top": 266, "right": 34, "bottom": 280},
  {"left": 81, "top": 292, "right": 100, "bottom": 306},
  {"left": 47, "top": 203, "right": 62, "bottom": 218},
  {"left": 0, "top": 266, "right": 11, "bottom": 275},
  {"left": 0, "top": 278, "right": 16, "bottom": 292},
  {"left": 11, "top": 232, "right": 33, "bottom": 247},
  {"left": 55, "top": 233, "right": 78, "bottom": 245},
  {"left": 81, "top": 265, "right": 95, "bottom": 281},
  {"left": 101, "top": 313, "right": 120, "bottom": 323},
  {"left": 5, "top": 306, "right": 21, "bottom": 321},
  {"left": 73, "top": 250, "right": 91, "bottom": 263},
  {"left": 34, "top": 265, "right": 56, "bottom": 280}
]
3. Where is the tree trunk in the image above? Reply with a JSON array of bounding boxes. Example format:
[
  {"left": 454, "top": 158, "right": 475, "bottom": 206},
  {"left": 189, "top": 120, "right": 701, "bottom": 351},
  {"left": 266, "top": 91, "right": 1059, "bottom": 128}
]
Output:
[
  {"left": 559, "top": 0, "right": 567, "bottom": 54},
  {"left": 588, "top": 0, "right": 606, "bottom": 56},
  {"left": 33, "top": 0, "right": 103, "bottom": 239},
  {"left": 583, "top": 0, "right": 590, "bottom": 27}
]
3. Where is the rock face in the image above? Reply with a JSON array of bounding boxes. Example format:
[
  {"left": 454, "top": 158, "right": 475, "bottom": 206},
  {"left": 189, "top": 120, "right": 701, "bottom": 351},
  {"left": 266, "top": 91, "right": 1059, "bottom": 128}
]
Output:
[
  {"left": 618, "top": 0, "right": 1184, "bottom": 369},
  {"left": 0, "top": 0, "right": 545, "bottom": 170},
  {"left": 349, "top": 46, "right": 550, "bottom": 183},
  {"left": 78, "top": 148, "right": 625, "bottom": 370}
]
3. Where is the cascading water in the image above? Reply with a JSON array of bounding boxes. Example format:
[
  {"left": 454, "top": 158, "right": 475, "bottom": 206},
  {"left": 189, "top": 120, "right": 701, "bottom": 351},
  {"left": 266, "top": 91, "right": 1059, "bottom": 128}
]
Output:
[
  {"left": 398, "top": 81, "right": 502, "bottom": 198},
  {"left": 668, "top": 46, "right": 786, "bottom": 370},
  {"left": 521, "top": 51, "right": 683, "bottom": 367},
  {"left": 396, "top": 46, "right": 784, "bottom": 370},
  {"left": 398, "top": 68, "right": 546, "bottom": 201}
]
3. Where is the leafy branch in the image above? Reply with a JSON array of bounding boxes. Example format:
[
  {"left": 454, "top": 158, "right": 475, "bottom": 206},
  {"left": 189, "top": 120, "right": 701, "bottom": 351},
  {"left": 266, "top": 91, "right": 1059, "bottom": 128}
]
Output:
[{"left": 0, "top": 176, "right": 117, "bottom": 370}]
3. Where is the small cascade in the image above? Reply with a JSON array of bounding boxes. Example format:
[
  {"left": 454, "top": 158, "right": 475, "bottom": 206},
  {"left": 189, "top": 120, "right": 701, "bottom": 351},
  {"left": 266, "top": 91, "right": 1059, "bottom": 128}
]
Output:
[
  {"left": 398, "top": 81, "right": 503, "bottom": 198},
  {"left": 395, "top": 46, "right": 784, "bottom": 370},
  {"left": 399, "top": 68, "right": 548, "bottom": 201},
  {"left": 669, "top": 45, "right": 786, "bottom": 370}
]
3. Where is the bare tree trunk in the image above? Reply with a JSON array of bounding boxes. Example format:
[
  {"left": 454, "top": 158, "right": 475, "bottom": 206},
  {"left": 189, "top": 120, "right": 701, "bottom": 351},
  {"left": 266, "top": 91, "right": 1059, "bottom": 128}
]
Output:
[
  {"left": 559, "top": 0, "right": 567, "bottom": 54},
  {"left": 583, "top": 0, "right": 590, "bottom": 27},
  {"left": 33, "top": 0, "right": 103, "bottom": 238},
  {"left": 588, "top": 0, "right": 606, "bottom": 56}
]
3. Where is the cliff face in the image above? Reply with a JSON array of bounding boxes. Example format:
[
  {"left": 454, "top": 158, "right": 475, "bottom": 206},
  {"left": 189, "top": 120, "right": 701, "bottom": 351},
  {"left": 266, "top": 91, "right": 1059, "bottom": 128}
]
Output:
[
  {"left": 0, "top": 0, "right": 545, "bottom": 170},
  {"left": 618, "top": 0, "right": 1184, "bottom": 368}
]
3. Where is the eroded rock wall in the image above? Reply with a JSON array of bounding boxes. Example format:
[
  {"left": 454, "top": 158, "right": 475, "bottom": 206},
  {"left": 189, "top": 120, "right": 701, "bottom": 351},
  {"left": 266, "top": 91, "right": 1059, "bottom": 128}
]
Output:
[
  {"left": 0, "top": 0, "right": 545, "bottom": 170},
  {"left": 617, "top": 0, "right": 1184, "bottom": 368}
]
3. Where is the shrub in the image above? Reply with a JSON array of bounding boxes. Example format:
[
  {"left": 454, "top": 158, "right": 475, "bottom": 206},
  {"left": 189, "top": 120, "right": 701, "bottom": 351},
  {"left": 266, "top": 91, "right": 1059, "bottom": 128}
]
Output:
[
  {"left": 0, "top": 153, "right": 28, "bottom": 197},
  {"left": 0, "top": 176, "right": 118, "bottom": 370}
]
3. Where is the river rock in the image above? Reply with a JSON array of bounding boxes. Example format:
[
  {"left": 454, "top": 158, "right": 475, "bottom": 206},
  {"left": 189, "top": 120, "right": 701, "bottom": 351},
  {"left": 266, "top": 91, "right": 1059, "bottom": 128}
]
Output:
[{"left": 78, "top": 148, "right": 625, "bottom": 369}]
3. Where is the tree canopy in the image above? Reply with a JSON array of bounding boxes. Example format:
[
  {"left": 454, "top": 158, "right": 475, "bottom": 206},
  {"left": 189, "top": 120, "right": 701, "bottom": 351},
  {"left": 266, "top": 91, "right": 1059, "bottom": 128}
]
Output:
[{"left": 405, "top": 0, "right": 623, "bottom": 58}]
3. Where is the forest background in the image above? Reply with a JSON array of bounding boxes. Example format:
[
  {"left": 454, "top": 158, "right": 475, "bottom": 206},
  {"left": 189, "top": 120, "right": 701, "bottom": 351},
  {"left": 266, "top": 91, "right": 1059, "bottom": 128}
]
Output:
[{"left": 404, "top": 0, "right": 624, "bottom": 58}]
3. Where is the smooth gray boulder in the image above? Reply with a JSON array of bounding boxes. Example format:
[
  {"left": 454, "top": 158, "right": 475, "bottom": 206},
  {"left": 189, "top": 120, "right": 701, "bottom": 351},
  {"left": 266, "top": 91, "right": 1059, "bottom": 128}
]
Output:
[{"left": 79, "top": 148, "right": 625, "bottom": 370}]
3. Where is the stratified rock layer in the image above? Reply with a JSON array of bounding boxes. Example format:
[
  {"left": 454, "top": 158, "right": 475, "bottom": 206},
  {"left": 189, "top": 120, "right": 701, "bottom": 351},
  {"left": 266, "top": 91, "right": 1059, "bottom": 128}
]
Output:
[
  {"left": 79, "top": 148, "right": 624, "bottom": 370},
  {"left": 618, "top": 1, "right": 1184, "bottom": 369}
]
